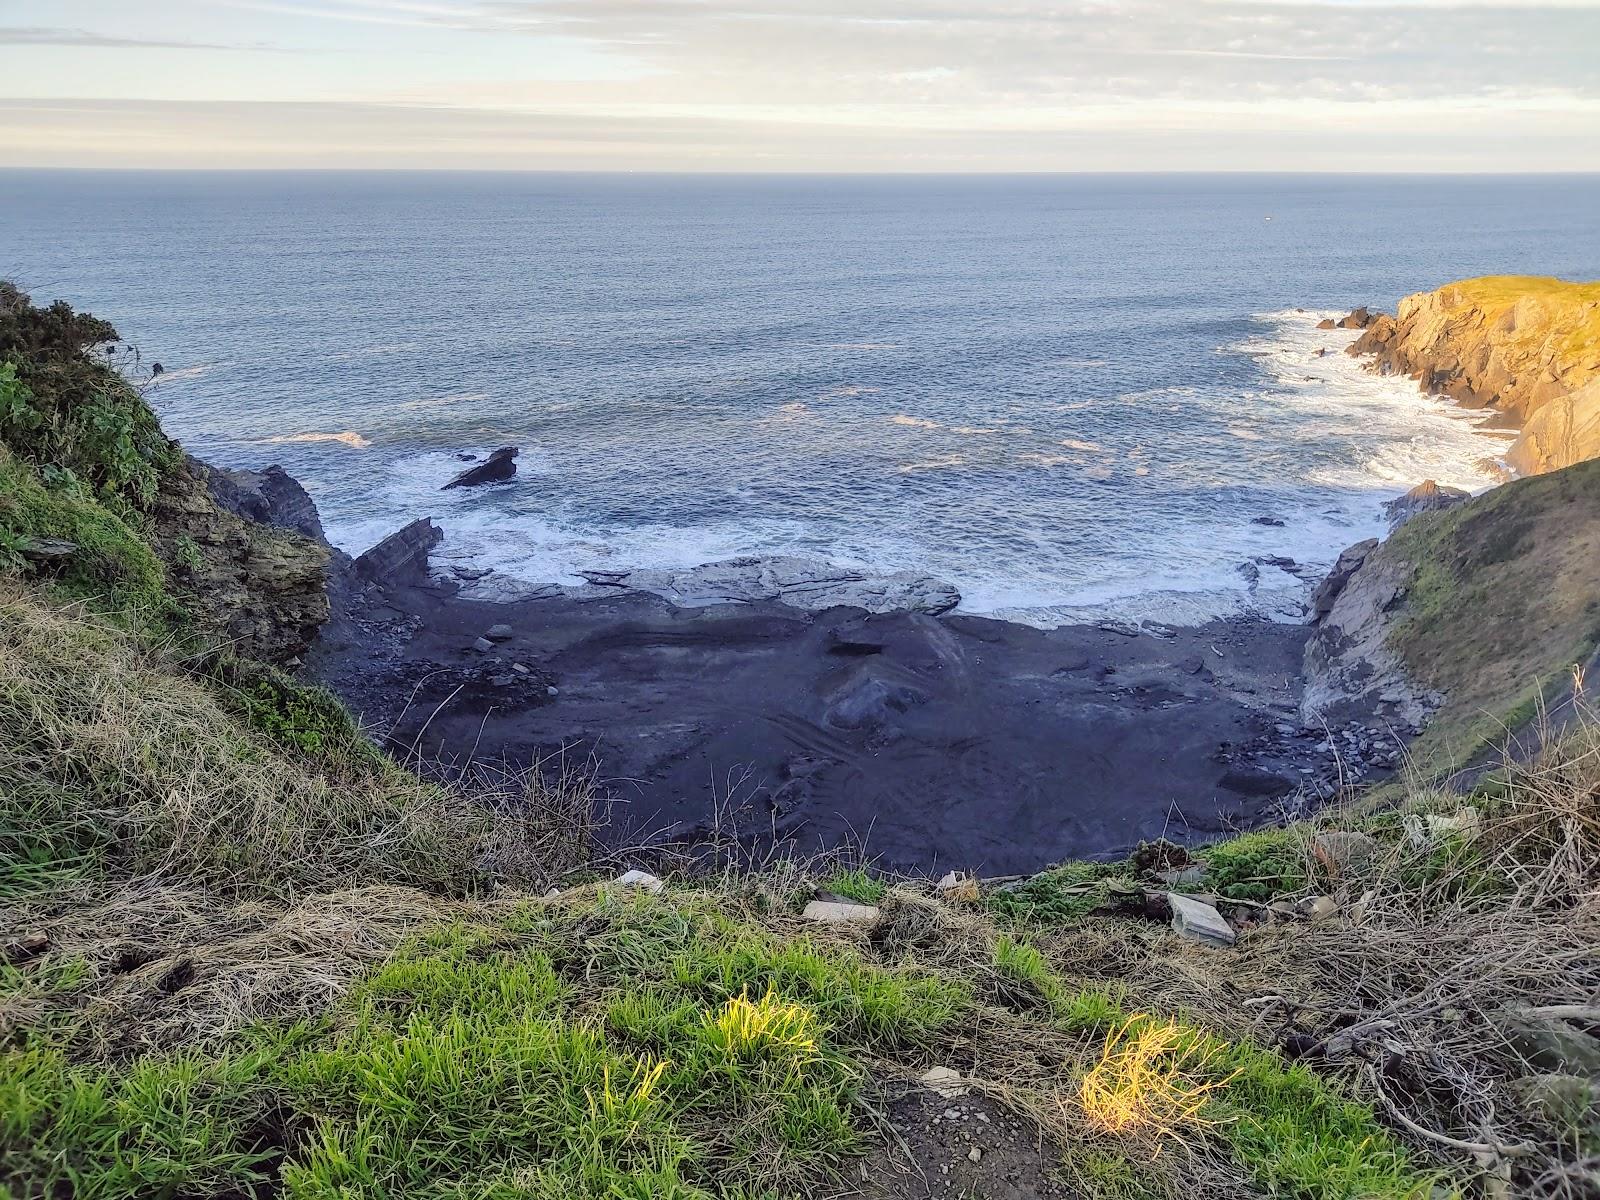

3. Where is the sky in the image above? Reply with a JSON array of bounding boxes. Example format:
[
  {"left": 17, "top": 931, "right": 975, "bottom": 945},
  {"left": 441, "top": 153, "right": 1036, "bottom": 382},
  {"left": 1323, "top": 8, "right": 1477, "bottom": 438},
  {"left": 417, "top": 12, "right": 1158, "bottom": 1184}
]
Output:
[{"left": 3, "top": 0, "right": 1598, "bottom": 171}]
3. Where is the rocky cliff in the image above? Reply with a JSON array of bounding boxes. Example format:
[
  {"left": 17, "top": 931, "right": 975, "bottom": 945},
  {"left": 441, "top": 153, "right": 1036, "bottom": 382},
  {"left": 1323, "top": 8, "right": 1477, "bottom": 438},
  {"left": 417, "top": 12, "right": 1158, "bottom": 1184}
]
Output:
[
  {"left": 1350, "top": 276, "right": 1600, "bottom": 475},
  {"left": 1304, "top": 458, "right": 1600, "bottom": 764},
  {"left": 0, "top": 284, "right": 329, "bottom": 665}
]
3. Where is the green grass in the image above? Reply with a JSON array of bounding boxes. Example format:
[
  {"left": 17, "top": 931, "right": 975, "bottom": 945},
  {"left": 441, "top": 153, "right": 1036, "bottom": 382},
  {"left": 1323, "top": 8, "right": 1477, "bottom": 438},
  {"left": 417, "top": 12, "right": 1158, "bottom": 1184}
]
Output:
[
  {"left": 0, "top": 446, "right": 174, "bottom": 623},
  {"left": 999, "top": 943, "right": 1444, "bottom": 1200},
  {"left": 0, "top": 588, "right": 488, "bottom": 900},
  {"left": 1, "top": 290, "right": 180, "bottom": 512},
  {"left": 1, "top": 891, "right": 969, "bottom": 1200},
  {"left": 986, "top": 859, "right": 1122, "bottom": 925},
  {"left": 201, "top": 652, "right": 388, "bottom": 771},
  {"left": 1378, "top": 460, "right": 1600, "bottom": 776},
  {"left": 817, "top": 866, "right": 887, "bottom": 905},
  {"left": 1199, "top": 827, "right": 1309, "bottom": 902}
]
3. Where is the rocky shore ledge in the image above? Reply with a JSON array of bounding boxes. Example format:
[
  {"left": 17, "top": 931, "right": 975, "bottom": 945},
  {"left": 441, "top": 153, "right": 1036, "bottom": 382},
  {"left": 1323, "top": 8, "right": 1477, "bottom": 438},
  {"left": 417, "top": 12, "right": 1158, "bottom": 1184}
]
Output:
[{"left": 223, "top": 484, "right": 1412, "bottom": 876}]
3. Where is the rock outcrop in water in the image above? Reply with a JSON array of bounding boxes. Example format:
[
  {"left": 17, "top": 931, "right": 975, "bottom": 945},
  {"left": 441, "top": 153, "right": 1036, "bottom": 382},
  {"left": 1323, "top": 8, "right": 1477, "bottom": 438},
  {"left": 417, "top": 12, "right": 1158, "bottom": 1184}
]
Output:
[
  {"left": 1347, "top": 277, "right": 1600, "bottom": 475},
  {"left": 1382, "top": 479, "right": 1470, "bottom": 530},
  {"left": 442, "top": 446, "right": 518, "bottom": 489},
  {"left": 353, "top": 517, "right": 444, "bottom": 585},
  {"left": 206, "top": 462, "right": 327, "bottom": 543}
]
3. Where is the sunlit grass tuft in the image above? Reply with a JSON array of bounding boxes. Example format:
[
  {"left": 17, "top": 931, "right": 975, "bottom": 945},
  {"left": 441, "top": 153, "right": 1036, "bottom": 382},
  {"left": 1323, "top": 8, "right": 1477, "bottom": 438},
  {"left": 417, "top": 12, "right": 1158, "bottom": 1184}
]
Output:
[
  {"left": 703, "top": 986, "right": 818, "bottom": 1064},
  {"left": 1078, "top": 1015, "right": 1233, "bottom": 1149}
]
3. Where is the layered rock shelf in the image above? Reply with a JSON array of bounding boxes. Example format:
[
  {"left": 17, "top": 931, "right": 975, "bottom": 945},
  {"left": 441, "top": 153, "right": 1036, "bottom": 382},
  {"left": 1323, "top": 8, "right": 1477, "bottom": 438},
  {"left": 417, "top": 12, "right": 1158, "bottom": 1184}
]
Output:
[{"left": 1347, "top": 276, "right": 1600, "bottom": 475}]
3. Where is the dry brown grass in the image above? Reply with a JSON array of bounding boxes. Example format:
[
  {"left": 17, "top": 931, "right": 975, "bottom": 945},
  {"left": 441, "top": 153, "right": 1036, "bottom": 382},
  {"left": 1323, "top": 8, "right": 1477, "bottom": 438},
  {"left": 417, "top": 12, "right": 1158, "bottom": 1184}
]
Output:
[
  {"left": 1, "top": 884, "right": 463, "bottom": 1059},
  {"left": 0, "top": 585, "right": 495, "bottom": 896}
]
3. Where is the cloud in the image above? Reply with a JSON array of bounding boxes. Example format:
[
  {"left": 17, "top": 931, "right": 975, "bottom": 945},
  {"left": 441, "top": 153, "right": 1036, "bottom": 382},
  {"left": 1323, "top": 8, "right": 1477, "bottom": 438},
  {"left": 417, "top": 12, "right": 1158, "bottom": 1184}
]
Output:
[
  {"left": 1, "top": 96, "right": 1594, "bottom": 171},
  {"left": 3, "top": 0, "right": 1597, "bottom": 169},
  {"left": 0, "top": 25, "right": 281, "bottom": 50}
]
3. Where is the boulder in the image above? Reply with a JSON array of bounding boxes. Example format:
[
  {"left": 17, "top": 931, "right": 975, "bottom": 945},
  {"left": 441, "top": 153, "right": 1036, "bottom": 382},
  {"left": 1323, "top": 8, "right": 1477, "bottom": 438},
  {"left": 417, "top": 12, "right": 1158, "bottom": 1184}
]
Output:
[
  {"left": 824, "top": 664, "right": 930, "bottom": 730},
  {"left": 353, "top": 517, "right": 443, "bottom": 586},
  {"left": 1496, "top": 1007, "right": 1600, "bottom": 1076},
  {"left": 1316, "top": 318, "right": 1337, "bottom": 330},
  {"left": 206, "top": 462, "right": 327, "bottom": 543},
  {"left": 1310, "top": 538, "right": 1379, "bottom": 621},
  {"left": 17, "top": 536, "right": 77, "bottom": 564},
  {"left": 1515, "top": 1074, "right": 1598, "bottom": 1141},
  {"left": 614, "top": 869, "right": 665, "bottom": 894},
  {"left": 442, "top": 446, "right": 518, "bottom": 490},
  {"left": 1383, "top": 480, "right": 1470, "bottom": 530},
  {"left": 1506, "top": 377, "right": 1600, "bottom": 475},
  {"left": 1337, "top": 306, "right": 1373, "bottom": 330},
  {"left": 485, "top": 623, "right": 514, "bottom": 641},
  {"left": 1301, "top": 540, "right": 1439, "bottom": 727}
]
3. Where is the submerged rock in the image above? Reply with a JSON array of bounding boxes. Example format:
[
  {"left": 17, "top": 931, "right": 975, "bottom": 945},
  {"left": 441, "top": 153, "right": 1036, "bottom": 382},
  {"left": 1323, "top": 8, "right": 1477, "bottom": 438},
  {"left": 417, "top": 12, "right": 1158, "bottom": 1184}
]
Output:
[{"left": 442, "top": 446, "right": 518, "bottom": 490}]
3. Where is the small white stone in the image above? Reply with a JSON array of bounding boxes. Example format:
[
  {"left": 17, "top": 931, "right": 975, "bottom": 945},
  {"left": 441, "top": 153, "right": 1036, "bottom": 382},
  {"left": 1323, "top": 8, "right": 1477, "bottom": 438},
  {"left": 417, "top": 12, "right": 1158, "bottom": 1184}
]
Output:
[
  {"left": 921, "top": 1066, "right": 970, "bottom": 1097},
  {"left": 967, "top": 1146, "right": 982, "bottom": 1163},
  {"left": 614, "top": 869, "right": 664, "bottom": 894},
  {"left": 802, "top": 899, "right": 880, "bottom": 924}
]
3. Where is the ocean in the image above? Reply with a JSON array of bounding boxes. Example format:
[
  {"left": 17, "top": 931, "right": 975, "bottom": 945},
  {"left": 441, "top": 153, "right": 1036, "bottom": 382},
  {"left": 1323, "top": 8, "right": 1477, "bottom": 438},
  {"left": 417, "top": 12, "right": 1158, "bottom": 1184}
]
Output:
[{"left": 5, "top": 171, "right": 1598, "bottom": 625}]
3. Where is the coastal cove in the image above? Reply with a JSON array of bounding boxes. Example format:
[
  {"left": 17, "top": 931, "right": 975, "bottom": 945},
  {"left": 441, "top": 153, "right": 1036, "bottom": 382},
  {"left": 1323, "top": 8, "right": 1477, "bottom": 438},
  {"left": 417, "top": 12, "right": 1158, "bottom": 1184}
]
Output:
[{"left": 286, "top": 285, "right": 1598, "bottom": 875}]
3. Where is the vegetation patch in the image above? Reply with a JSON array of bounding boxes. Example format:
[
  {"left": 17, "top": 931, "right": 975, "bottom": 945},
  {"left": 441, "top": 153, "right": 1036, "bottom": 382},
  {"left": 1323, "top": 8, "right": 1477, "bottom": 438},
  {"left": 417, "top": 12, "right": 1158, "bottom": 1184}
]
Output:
[
  {"left": 1198, "top": 827, "right": 1308, "bottom": 902},
  {"left": 200, "top": 652, "right": 388, "bottom": 773},
  {"left": 0, "top": 445, "right": 173, "bottom": 621},
  {"left": 0, "top": 288, "right": 179, "bottom": 514},
  {"left": 0, "top": 587, "right": 487, "bottom": 899},
  {"left": 1383, "top": 459, "right": 1600, "bottom": 771}
]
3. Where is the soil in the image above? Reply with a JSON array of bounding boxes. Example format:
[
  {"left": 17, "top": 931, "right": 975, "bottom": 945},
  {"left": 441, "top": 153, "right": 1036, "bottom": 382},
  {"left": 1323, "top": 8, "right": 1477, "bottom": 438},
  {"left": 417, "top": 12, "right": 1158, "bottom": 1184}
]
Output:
[{"left": 856, "top": 1085, "right": 1074, "bottom": 1199}]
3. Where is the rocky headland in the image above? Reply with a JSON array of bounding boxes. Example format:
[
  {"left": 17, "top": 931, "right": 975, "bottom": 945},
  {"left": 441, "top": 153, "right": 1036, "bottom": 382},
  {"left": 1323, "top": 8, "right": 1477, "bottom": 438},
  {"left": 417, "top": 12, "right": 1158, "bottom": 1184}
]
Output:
[{"left": 1348, "top": 276, "right": 1600, "bottom": 475}]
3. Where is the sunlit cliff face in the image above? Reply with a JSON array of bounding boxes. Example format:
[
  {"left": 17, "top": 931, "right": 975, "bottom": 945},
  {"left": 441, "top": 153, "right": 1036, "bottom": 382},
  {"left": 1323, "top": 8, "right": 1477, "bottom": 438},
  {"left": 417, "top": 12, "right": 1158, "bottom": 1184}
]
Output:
[{"left": 3, "top": 0, "right": 1600, "bottom": 169}]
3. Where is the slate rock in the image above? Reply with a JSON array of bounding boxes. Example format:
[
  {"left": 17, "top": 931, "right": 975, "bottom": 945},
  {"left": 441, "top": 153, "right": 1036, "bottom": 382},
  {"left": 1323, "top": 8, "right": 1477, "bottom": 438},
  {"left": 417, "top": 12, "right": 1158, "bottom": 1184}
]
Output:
[
  {"left": 353, "top": 518, "right": 443, "bottom": 586},
  {"left": 442, "top": 446, "right": 518, "bottom": 490},
  {"left": 1167, "top": 892, "right": 1236, "bottom": 947}
]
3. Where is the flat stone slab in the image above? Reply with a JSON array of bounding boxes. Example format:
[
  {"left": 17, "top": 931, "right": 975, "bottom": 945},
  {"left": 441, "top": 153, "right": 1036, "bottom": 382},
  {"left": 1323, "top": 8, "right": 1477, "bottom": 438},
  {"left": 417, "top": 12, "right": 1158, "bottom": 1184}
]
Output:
[
  {"left": 577, "top": 555, "right": 960, "bottom": 616},
  {"left": 802, "top": 899, "right": 880, "bottom": 924},
  {"left": 1166, "top": 892, "right": 1236, "bottom": 947},
  {"left": 920, "top": 1066, "right": 971, "bottom": 1097}
]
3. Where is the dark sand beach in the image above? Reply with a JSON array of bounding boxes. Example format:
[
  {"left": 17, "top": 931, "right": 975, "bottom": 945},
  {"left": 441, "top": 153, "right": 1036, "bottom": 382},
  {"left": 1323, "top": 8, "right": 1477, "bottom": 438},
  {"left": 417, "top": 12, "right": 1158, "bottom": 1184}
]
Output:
[{"left": 311, "top": 571, "right": 1326, "bottom": 876}]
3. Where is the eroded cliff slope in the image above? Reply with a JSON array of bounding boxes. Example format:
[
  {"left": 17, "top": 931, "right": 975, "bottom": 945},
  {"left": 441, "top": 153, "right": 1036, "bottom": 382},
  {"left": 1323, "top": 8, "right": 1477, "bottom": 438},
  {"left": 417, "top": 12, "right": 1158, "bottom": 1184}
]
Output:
[
  {"left": 1351, "top": 275, "right": 1600, "bottom": 475},
  {"left": 1305, "top": 458, "right": 1600, "bottom": 766}
]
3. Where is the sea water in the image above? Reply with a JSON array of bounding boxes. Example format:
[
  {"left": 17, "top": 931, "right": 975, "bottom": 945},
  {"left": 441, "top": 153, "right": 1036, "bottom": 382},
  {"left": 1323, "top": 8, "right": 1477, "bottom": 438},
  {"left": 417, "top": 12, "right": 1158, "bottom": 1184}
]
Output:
[{"left": 5, "top": 171, "right": 1598, "bottom": 625}]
